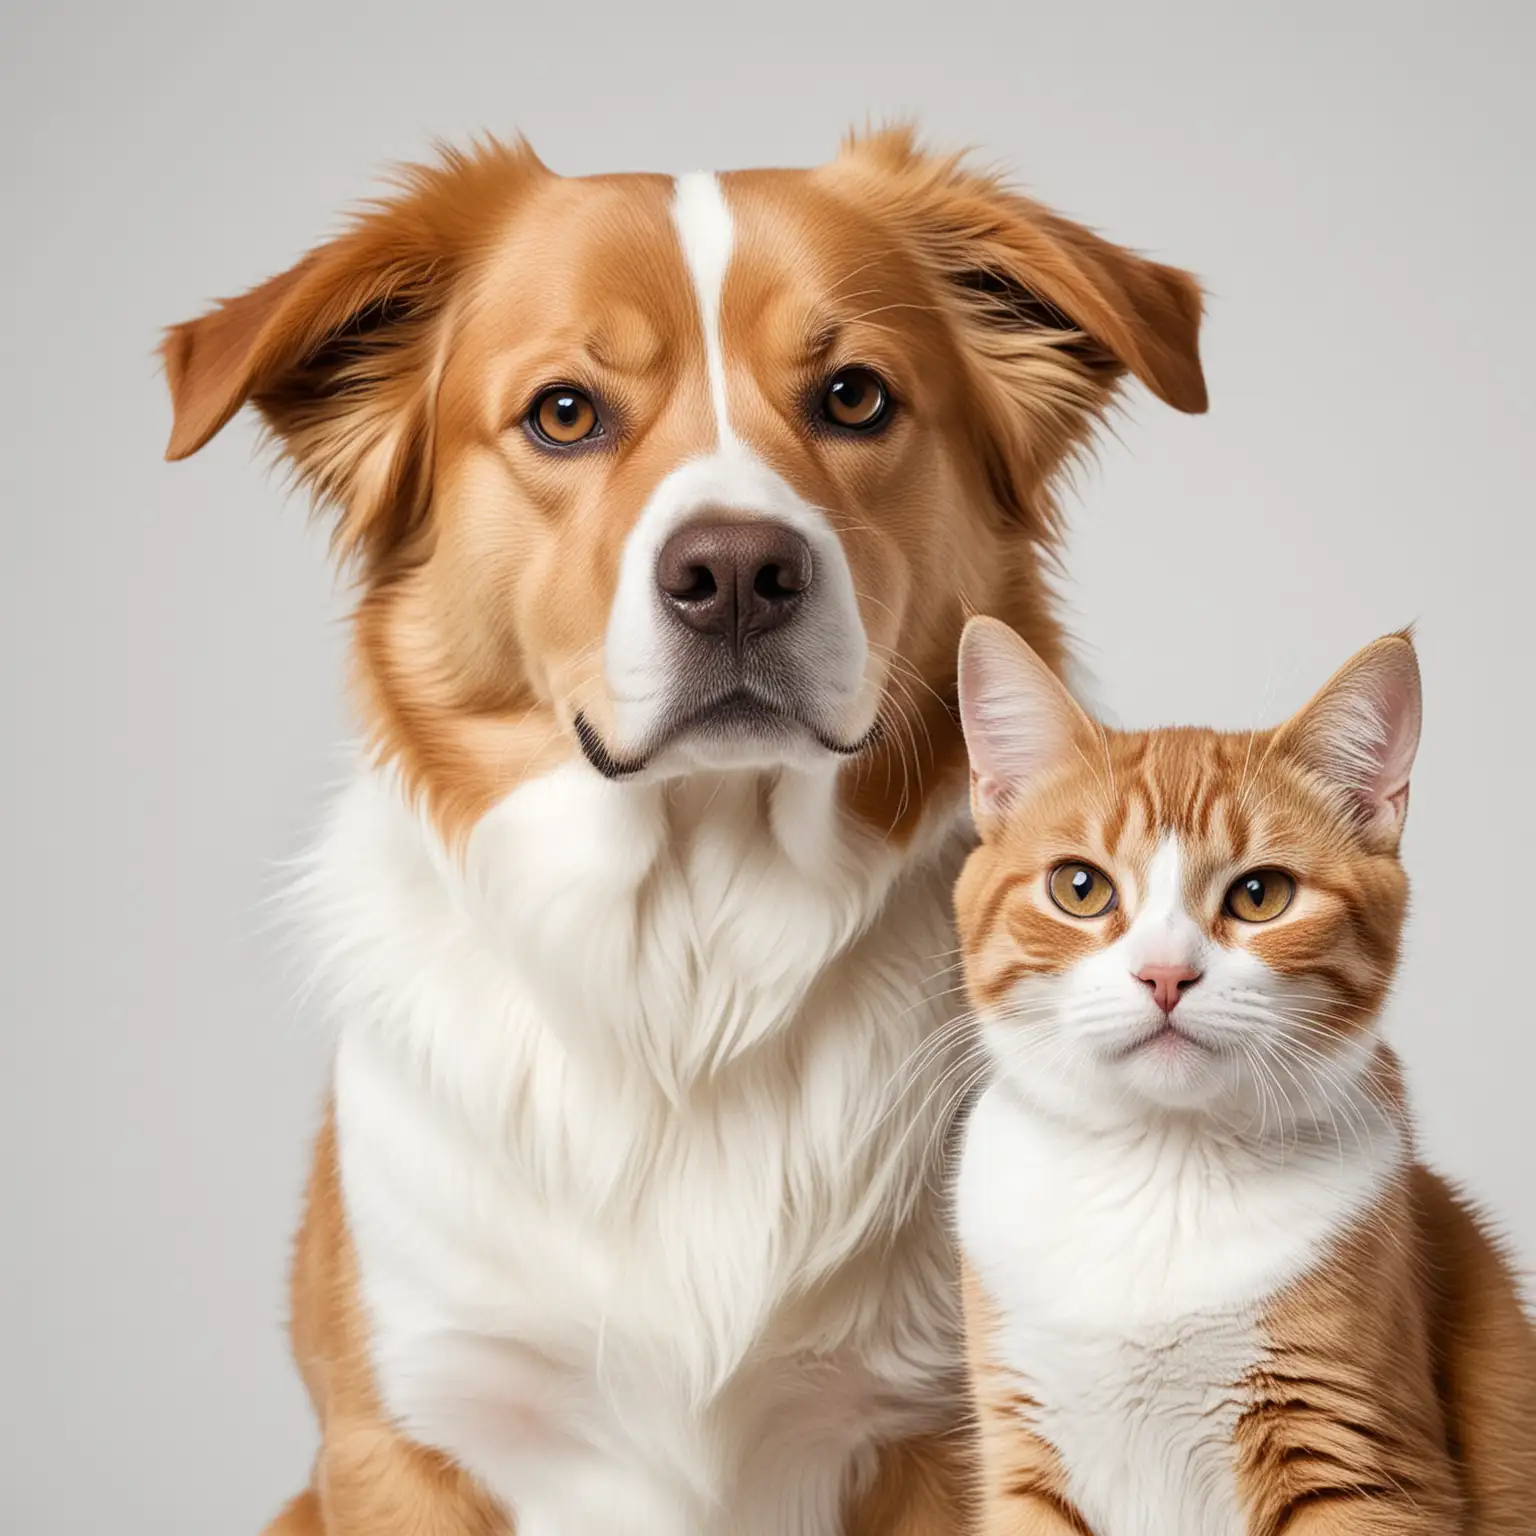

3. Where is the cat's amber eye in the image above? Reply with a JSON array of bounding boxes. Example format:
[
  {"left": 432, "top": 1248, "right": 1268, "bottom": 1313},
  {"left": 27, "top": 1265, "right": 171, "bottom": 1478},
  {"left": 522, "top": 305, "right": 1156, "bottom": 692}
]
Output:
[
  {"left": 529, "top": 386, "right": 601, "bottom": 446},
  {"left": 1048, "top": 861, "right": 1118, "bottom": 919},
  {"left": 1224, "top": 869, "right": 1296, "bottom": 923}
]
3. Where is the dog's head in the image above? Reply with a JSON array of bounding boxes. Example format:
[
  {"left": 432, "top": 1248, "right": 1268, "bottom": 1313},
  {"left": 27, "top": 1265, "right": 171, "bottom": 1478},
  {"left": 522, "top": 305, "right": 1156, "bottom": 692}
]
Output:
[{"left": 163, "top": 131, "right": 1205, "bottom": 843}]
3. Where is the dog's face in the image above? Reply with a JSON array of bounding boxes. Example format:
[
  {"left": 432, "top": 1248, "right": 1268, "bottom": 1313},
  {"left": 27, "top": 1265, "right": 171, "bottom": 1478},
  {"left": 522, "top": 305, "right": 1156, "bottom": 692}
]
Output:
[{"left": 163, "top": 132, "right": 1206, "bottom": 841}]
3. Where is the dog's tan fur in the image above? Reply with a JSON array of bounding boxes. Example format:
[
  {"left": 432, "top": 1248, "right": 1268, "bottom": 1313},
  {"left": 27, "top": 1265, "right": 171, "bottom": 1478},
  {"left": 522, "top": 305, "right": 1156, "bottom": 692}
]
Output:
[
  {"left": 164, "top": 131, "right": 1207, "bottom": 1532},
  {"left": 267, "top": 1115, "right": 507, "bottom": 1535}
]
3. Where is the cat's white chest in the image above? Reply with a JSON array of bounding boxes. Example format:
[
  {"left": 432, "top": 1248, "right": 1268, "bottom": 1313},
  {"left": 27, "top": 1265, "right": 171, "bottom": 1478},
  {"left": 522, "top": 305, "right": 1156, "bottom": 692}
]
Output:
[
  {"left": 995, "top": 1311, "right": 1256, "bottom": 1536},
  {"left": 957, "top": 1084, "right": 1401, "bottom": 1536}
]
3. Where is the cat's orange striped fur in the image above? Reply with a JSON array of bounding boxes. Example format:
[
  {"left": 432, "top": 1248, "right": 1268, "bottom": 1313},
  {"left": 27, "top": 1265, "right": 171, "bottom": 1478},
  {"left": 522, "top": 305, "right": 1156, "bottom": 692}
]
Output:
[{"left": 952, "top": 618, "right": 1536, "bottom": 1535}]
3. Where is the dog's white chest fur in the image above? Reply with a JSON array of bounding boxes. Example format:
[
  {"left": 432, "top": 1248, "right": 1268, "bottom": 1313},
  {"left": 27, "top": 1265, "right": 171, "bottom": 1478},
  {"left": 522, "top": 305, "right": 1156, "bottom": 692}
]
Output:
[
  {"left": 311, "top": 764, "right": 967, "bottom": 1536},
  {"left": 957, "top": 1084, "right": 1401, "bottom": 1536}
]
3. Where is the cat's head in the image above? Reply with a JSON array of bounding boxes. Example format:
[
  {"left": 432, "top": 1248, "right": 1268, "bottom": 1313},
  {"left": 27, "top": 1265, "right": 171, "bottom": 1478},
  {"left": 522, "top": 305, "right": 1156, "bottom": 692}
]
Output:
[{"left": 954, "top": 618, "right": 1421, "bottom": 1127}]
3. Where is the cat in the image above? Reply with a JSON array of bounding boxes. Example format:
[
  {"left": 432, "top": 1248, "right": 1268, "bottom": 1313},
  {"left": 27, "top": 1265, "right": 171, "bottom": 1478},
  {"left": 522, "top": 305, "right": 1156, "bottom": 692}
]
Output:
[{"left": 950, "top": 616, "right": 1536, "bottom": 1536}]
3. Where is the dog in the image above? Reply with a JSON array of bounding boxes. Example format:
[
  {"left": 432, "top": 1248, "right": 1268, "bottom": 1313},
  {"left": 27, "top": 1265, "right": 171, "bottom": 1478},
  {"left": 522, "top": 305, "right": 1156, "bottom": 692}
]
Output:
[{"left": 161, "top": 127, "right": 1206, "bottom": 1535}]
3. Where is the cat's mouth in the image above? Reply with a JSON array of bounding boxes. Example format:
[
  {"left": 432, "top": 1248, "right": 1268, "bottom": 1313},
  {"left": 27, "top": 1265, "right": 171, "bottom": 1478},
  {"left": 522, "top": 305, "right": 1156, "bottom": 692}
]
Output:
[{"left": 1114, "top": 1021, "right": 1217, "bottom": 1060}]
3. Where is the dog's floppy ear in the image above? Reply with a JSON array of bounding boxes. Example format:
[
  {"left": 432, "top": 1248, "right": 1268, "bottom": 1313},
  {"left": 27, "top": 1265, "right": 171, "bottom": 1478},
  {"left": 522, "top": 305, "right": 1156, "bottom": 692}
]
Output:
[
  {"left": 835, "top": 128, "right": 1206, "bottom": 523},
  {"left": 938, "top": 184, "right": 1207, "bottom": 418},
  {"left": 160, "top": 139, "right": 546, "bottom": 564}
]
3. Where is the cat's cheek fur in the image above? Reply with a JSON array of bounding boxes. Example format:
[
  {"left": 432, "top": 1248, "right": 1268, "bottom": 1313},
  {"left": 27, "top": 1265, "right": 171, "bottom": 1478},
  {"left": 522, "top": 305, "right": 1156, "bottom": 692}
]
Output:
[{"left": 981, "top": 864, "right": 1340, "bottom": 1123}]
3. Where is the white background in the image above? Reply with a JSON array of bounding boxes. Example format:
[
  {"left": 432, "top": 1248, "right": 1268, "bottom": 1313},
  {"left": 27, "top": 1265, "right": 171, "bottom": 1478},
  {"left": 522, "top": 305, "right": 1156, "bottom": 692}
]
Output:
[{"left": 3, "top": 2, "right": 1531, "bottom": 1530}]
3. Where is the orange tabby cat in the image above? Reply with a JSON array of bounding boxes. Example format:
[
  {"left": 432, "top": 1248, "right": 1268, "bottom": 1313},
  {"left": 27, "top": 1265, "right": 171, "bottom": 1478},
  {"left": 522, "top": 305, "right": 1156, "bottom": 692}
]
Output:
[{"left": 951, "top": 618, "right": 1536, "bottom": 1536}]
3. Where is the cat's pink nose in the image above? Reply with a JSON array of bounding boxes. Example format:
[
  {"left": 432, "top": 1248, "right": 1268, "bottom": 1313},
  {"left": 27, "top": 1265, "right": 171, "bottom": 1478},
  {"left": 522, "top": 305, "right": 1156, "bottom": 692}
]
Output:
[{"left": 1136, "top": 964, "right": 1202, "bottom": 1014}]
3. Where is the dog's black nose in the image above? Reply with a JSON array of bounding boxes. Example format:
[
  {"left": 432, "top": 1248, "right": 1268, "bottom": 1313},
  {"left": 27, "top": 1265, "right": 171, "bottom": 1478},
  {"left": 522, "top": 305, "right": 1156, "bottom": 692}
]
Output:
[{"left": 656, "top": 521, "right": 813, "bottom": 648}]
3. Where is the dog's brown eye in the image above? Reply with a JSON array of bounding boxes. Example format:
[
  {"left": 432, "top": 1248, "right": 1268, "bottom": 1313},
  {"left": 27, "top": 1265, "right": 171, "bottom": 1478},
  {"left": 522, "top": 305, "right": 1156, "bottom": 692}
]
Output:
[
  {"left": 1048, "top": 861, "right": 1117, "bottom": 919},
  {"left": 1224, "top": 869, "right": 1295, "bottom": 923},
  {"left": 530, "top": 387, "right": 600, "bottom": 446},
  {"left": 822, "top": 367, "right": 890, "bottom": 431}
]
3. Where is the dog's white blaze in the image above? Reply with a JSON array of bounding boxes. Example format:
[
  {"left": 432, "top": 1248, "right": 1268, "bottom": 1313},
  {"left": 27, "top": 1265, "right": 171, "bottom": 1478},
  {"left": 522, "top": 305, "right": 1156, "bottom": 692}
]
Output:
[
  {"left": 595, "top": 171, "right": 877, "bottom": 771},
  {"left": 672, "top": 172, "right": 736, "bottom": 446}
]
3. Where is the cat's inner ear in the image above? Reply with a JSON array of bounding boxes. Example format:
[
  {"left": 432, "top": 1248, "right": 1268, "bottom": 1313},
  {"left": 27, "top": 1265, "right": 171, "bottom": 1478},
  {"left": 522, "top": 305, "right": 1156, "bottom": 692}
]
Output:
[
  {"left": 1275, "top": 633, "right": 1422, "bottom": 846},
  {"left": 957, "top": 616, "right": 1095, "bottom": 831}
]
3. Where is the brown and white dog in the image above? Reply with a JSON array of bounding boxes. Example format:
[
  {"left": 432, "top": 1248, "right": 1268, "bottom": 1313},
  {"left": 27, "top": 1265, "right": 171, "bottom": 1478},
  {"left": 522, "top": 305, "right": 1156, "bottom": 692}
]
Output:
[{"left": 162, "top": 129, "right": 1206, "bottom": 1535}]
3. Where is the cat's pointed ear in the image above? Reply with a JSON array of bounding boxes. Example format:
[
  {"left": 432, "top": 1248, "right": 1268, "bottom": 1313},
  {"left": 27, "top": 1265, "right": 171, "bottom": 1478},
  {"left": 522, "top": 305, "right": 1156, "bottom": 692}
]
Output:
[
  {"left": 1273, "top": 632, "right": 1422, "bottom": 848},
  {"left": 958, "top": 616, "right": 1095, "bottom": 833}
]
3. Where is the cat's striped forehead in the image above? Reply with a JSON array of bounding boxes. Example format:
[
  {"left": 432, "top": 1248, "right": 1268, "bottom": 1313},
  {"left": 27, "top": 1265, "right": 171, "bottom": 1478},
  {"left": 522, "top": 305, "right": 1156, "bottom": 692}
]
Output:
[{"left": 1022, "top": 726, "right": 1294, "bottom": 866}]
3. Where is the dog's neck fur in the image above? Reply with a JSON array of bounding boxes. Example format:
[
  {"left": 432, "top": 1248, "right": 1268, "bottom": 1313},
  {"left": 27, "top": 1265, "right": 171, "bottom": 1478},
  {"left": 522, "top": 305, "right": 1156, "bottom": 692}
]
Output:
[
  {"left": 311, "top": 757, "right": 967, "bottom": 1081},
  {"left": 304, "top": 757, "right": 971, "bottom": 1526}
]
